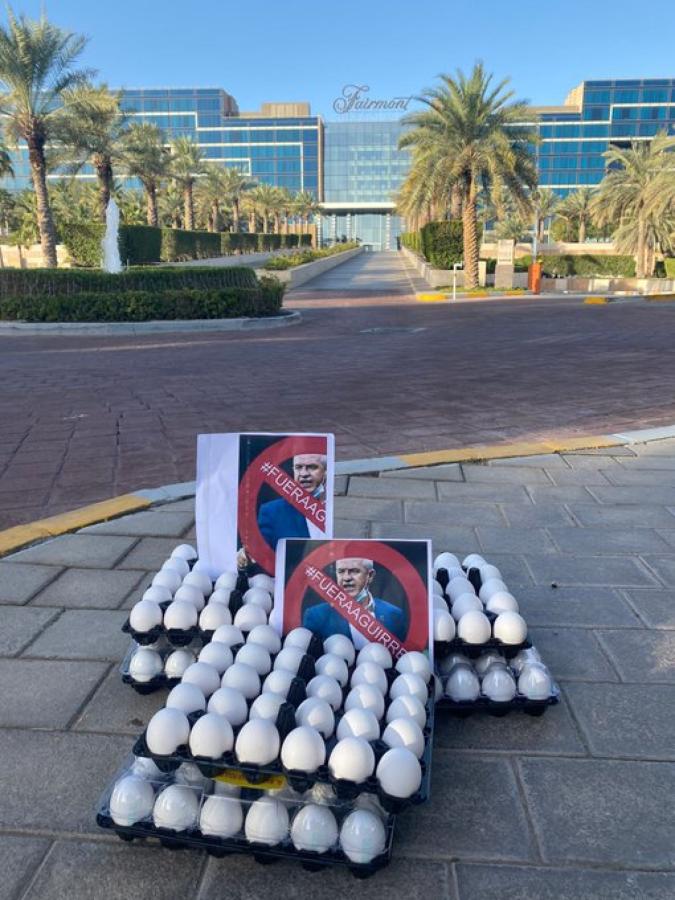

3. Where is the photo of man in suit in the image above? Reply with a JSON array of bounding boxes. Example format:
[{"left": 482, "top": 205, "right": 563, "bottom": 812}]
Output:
[{"left": 302, "top": 556, "right": 408, "bottom": 642}]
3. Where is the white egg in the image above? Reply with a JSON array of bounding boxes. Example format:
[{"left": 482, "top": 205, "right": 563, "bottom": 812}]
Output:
[
  {"left": 152, "top": 569, "right": 182, "bottom": 593},
  {"left": 162, "top": 556, "right": 190, "bottom": 578},
  {"left": 433, "top": 594, "right": 450, "bottom": 612},
  {"left": 207, "top": 687, "right": 248, "bottom": 726},
  {"left": 376, "top": 747, "right": 422, "bottom": 798},
  {"left": 433, "top": 551, "right": 461, "bottom": 572},
  {"left": 478, "top": 578, "right": 509, "bottom": 602},
  {"left": 166, "top": 682, "right": 206, "bottom": 715},
  {"left": 273, "top": 646, "right": 305, "bottom": 676},
  {"left": 208, "top": 588, "right": 232, "bottom": 606},
  {"left": 245, "top": 797, "right": 289, "bottom": 845},
  {"left": 443, "top": 566, "right": 466, "bottom": 584},
  {"left": 511, "top": 647, "right": 543, "bottom": 675},
  {"left": 199, "top": 795, "right": 243, "bottom": 838},
  {"left": 221, "top": 662, "right": 260, "bottom": 700},
  {"left": 291, "top": 803, "right": 338, "bottom": 853},
  {"left": 485, "top": 591, "right": 519, "bottom": 615},
  {"left": 163, "top": 600, "right": 198, "bottom": 631},
  {"left": 432, "top": 580, "right": 444, "bottom": 597},
  {"left": 315, "top": 653, "right": 349, "bottom": 687},
  {"left": 215, "top": 571, "right": 238, "bottom": 591},
  {"left": 174, "top": 584, "right": 206, "bottom": 611},
  {"left": 249, "top": 692, "right": 285, "bottom": 722},
  {"left": 462, "top": 553, "right": 486, "bottom": 569},
  {"left": 284, "top": 627, "right": 314, "bottom": 652},
  {"left": 235, "top": 642, "right": 272, "bottom": 676},
  {"left": 306, "top": 674, "right": 343, "bottom": 711},
  {"left": 235, "top": 719, "right": 280, "bottom": 765},
  {"left": 212, "top": 781, "right": 241, "bottom": 798},
  {"left": 433, "top": 673, "right": 443, "bottom": 702},
  {"left": 262, "top": 669, "right": 295, "bottom": 699},
  {"left": 182, "top": 571, "right": 213, "bottom": 595},
  {"left": 280, "top": 726, "right": 326, "bottom": 773},
  {"left": 199, "top": 604, "right": 232, "bottom": 632},
  {"left": 457, "top": 610, "right": 492, "bottom": 645},
  {"left": 142, "top": 585, "right": 172, "bottom": 604},
  {"left": 189, "top": 713, "right": 234, "bottom": 759},
  {"left": 249, "top": 573, "right": 275, "bottom": 593},
  {"left": 336, "top": 708, "right": 380, "bottom": 742},
  {"left": 395, "top": 651, "right": 432, "bottom": 683},
  {"left": 433, "top": 609, "right": 456, "bottom": 641},
  {"left": 446, "top": 576, "right": 475, "bottom": 602},
  {"left": 357, "top": 642, "right": 393, "bottom": 669},
  {"left": 474, "top": 652, "right": 508, "bottom": 677},
  {"left": 295, "top": 697, "right": 335, "bottom": 738},
  {"left": 451, "top": 593, "right": 484, "bottom": 621},
  {"left": 198, "top": 642, "right": 234, "bottom": 675},
  {"left": 171, "top": 542, "right": 196, "bottom": 560},
  {"left": 382, "top": 717, "right": 425, "bottom": 758},
  {"left": 385, "top": 695, "right": 426, "bottom": 729},
  {"left": 146, "top": 707, "right": 190, "bottom": 755},
  {"left": 482, "top": 666, "right": 517, "bottom": 702},
  {"left": 350, "top": 662, "right": 388, "bottom": 695},
  {"left": 493, "top": 611, "right": 528, "bottom": 645},
  {"left": 129, "top": 599, "right": 163, "bottom": 633},
  {"left": 328, "top": 737, "right": 375, "bottom": 782},
  {"left": 445, "top": 665, "right": 481, "bottom": 702},
  {"left": 129, "top": 757, "right": 162, "bottom": 781},
  {"left": 247, "top": 624, "right": 282, "bottom": 655},
  {"left": 182, "top": 662, "right": 221, "bottom": 697},
  {"left": 324, "top": 634, "right": 356, "bottom": 666},
  {"left": 109, "top": 775, "right": 155, "bottom": 826},
  {"left": 234, "top": 604, "right": 267, "bottom": 631},
  {"left": 174, "top": 762, "right": 208, "bottom": 790},
  {"left": 340, "top": 809, "right": 386, "bottom": 863},
  {"left": 243, "top": 587, "right": 273, "bottom": 614},
  {"left": 437, "top": 652, "right": 472, "bottom": 675},
  {"left": 344, "top": 684, "right": 385, "bottom": 720},
  {"left": 152, "top": 784, "right": 199, "bottom": 831},
  {"left": 518, "top": 663, "right": 553, "bottom": 700},
  {"left": 479, "top": 563, "right": 503, "bottom": 582},
  {"left": 212, "top": 624, "right": 245, "bottom": 647},
  {"left": 129, "top": 648, "right": 163, "bottom": 683},
  {"left": 389, "top": 672, "right": 428, "bottom": 706}
]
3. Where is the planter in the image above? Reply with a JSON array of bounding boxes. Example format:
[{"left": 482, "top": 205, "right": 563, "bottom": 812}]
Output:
[{"left": 256, "top": 247, "right": 362, "bottom": 289}]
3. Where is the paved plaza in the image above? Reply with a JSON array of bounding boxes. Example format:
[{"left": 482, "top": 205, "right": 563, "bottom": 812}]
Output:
[{"left": 1, "top": 441, "right": 674, "bottom": 899}]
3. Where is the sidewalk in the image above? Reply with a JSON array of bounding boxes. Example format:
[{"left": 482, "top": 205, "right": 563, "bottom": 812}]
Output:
[{"left": 1, "top": 442, "right": 674, "bottom": 898}]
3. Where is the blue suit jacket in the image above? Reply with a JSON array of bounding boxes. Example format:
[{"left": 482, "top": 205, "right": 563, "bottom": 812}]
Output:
[
  {"left": 258, "top": 497, "right": 309, "bottom": 551},
  {"left": 303, "top": 597, "right": 407, "bottom": 641}
]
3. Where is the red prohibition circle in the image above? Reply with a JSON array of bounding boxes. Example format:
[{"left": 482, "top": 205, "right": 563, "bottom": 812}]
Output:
[
  {"left": 283, "top": 539, "right": 429, "bottom": 652},
  {"left": 238, "top": 435, "right": 328, "bottom": 574}
]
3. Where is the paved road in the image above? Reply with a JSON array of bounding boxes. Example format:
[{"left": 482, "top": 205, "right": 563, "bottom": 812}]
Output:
[
  {"left": 289, "top": 250, "right": 421, "bottom": 298},
  {"left": 2, "top": 252, "right": 675, "bottom": 528}
]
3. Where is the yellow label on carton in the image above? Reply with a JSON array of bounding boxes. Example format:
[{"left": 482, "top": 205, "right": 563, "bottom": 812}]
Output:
[{"left": 213, "top": 768, "right": 287, "bottom": 790}]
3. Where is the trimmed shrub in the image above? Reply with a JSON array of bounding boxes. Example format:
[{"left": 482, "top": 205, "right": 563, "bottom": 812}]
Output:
[
  {"left": 160, "top": 228, "right": 221, "bottom": 262},
  {"left": 60, "top": 223, "right": 164, "bottom": 267},
  {"left": 280, "top": 234, "right": 300, "bottom": 249},
  {"left": 400, "top": 232, "right": 422, "bottom": 254},
  {"left": 263, "top": 242, "right": 359, "bottom": 270},
  {"left": 60, "top": 223, "right": 105, "bottom": 267},
  {"left": 299, "top": 234, "right": 312, "bottom": 248},
  {"left": 420, "top": 220, "right": 467, "bottom": 269},
  {"left": 119, "top": 225, "right": 163, "bottom": 266},
  {"left": 665, "top": 258, "right": 675, "bottom": 279},
  {"left": 540, "top": 254, "right": 635, "bottom": 278}
]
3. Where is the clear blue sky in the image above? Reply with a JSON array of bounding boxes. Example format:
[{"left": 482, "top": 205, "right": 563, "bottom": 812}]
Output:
[{"left": 4, "top": 0, "right": 674, "bottom": 115}]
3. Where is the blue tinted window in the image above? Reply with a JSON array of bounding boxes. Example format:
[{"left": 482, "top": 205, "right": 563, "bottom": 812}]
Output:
[
  {"left": 583, "top": 106, "right": 609, "bottom": 121},
  {"left": 639, "top": 123, "right": 659, "bottom": 136},
  {"left": 581, "top": 124, "right": 609, "bottom": 137},
  {"left": 585, "top": 90, "right": 610, "bottom": 103},
  {"left": 640, "top": 106, "right": 667, "bottom": 120},
  {"left": 614, "top": 90, "right": 639, "bottom": 103},
  {"left": 613, "top": 107, "right": 638, "bottom": 120},
  {"left": 642, "top": 89, "right": 667, "bottom": 102}
]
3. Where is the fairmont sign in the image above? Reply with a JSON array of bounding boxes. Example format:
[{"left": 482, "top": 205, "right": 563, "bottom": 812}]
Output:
[{"left": 333, "top": 84, "right": 413, "bottom": 114}]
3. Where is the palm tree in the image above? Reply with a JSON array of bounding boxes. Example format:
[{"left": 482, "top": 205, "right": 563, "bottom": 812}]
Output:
[
  {"left": 121, "top": 123, "right": 171, "bottom": 227},
  {"left": 247, "top": 183, "right": 278, "bottom": 234},
  {"left": 0, "top": 10, "right": 92, "bottom": 266},
  {"left": 116, "top": 188, "right": 145, "bottom": 225},
  {"left": 49, "top": 178, "right": 98, "bottom": 226},
  {"left": 58, "top": 83, "right": 127, "bottom": 222},
  {"left": 0, "top": 129, "right": 13, "bottom": 180},
  {"left": 294, "top": 189, "right": 321, "bottom": 231},
  {"left": 159, "top": 182, "right": 183, "bottom": 229},
  {"left": 220, "top": 167, "right": 252, "bottom": 232},
  {"left": 532, "top": 188, "right": 558, "bottom": 242},
  {"left": 194, "top": 164, "right": 224, "bottom": 232},
  {"left": 591, "top": 134, "right": 675, "bottom": 278},
  {"left": 170, "top": 136, "right": 204, "bottom": 231},
  {"left": 556, "top": 188, "right": 594, "bottom": 243},
  {"left": 400, "top": 62, "right": 537, "bottom": 287}
]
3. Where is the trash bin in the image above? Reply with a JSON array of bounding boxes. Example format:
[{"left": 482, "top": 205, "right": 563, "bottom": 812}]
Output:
[{"left": 528, "top": 262, "right": 542, "bottom": 294}]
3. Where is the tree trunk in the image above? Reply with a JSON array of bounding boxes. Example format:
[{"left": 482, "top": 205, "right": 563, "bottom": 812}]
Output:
[
  {"left": 450, "top": 183, "right": 462, "bottom": 220},
  {"left": 462, "top": 181, "right": 479, "bottom": 289},
  {"left": 146, "top": 184, "right": 158, "bottom": 227},
  {"left": 232, "top": 199, "right": 240, "bottom": 233},
  {"left": 184, "top": 184, "right": 194, "bottom": 231},
  {"left": 636, "top": 215, "right": 646, "bottom": 279},
  {"left": 263, "top": 215, "right": 269, "bottom": 234},
  {"left": 95, "top": 158, "right": 114, "bottom": 223},
  {"left": 578, "top": 217, "right": 586, "bottom": 244},
  {"left": 27, "top": 135, "right": 57, "bottom": 267},
  {"left": 248, "top": 211, "right": 255, "bottom": 233},
  {"left": 210, "top": 201, "right": 219, "bottom": 232},
  {"left": 273, "top": 213, "right": 280, "bottom": 234}
]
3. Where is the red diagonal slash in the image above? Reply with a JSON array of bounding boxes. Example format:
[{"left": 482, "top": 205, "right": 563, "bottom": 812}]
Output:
[{"left": 258, "top": 461, "right": 326, "bottom": 530}]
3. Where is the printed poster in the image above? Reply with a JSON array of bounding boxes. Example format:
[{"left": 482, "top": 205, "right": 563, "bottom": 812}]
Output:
[
  {"left": 271, "top": 538, "right": 433, "bottom": 662},
  {"left": 196, "top": 433, "right": 335, "bottom": 579}
]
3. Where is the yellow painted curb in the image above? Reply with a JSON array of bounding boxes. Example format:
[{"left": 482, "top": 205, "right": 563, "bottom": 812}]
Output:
[
  {"left": 0, "top": 494, "right": 151, "bottom": 557},
  {"left": 584, "top": 297, "right": 609, "bottom": 305},
  {"left": 645, "top": 294, "right": 675, "bottom": 302},
  {"left": 416, "top": 293, "right": 448, "bottom": 302},
  {"left": 400, "top": 435, "right": 622, "bottom": 468}
]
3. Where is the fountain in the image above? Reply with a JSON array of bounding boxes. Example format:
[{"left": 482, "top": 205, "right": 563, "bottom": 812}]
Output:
[{"left": 102, "top": 198, "right": 122, "bottom": 273}]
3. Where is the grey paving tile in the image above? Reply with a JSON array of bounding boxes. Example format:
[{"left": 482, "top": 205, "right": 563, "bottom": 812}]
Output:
[
  {"left": 0, "top": 729, "right": 131, "bottom": 834},
  {"left": 437, "top": 482, "right": 531, "bottom": 503},
  {"left": 80, "top": 510, "right": 194, "bottom": 536},
  {"left": 456, "top": 864, "right": 675, "bottom": 900},
  {"left": 114, "top": 536, "right": 187, "bottom": 570},
  {"left": 371, "top": 521, "right": 481, "bottom": 552},
  {"left": 559, "top": 454, "right": 621, "bottom": 469},
  {"left": 405, "top": 500, "right": 505, "bottom": 528},
  {"left": 568, "top": 503, "right": 675, "bottom": 528},
  {"left": 524, "top": 554, "right": 657, "bottom": 587},
  {"left": 0, "top": 562, "right": 62, "bottom": 605},
  {"left": 477, "top": 527, "right": 556, "bottom": 554},
  {"left": 24, "top": 840, "right": 203, "bottom": 900},
  {"left": 333, "top": 496, "right": 404, "bottom": 523},
  {"left": 24, "top": 610, "right": 129, "bottom": 661},
  {"left": 590, "top": 485, "right": 675, "bottom": 505},
  {"left": 472, "top": 553, "right": 534, "bottom": 586},
  {"left": 657, "top": 529, "right": 675, "bottom": 550},
  {"left": 200, "top": 856, "right": 453, "bottom": 900},
  {"left": 543, "top": 468, "right": 612, "bottom": 486},
  {"left": 348, "top": 475, "right": 436, "bottom": 499},
  {"left": 566, "top": 446, "right": 637, "bottom": 457},
  {"left": 603, "top": 468, "right": 675, "bottom": 486},
  {"left": 518, "top": 757, "right": 675, "bottom": 867},
  {"left": 31, "top": 568, "right": 145, "bottom": 610},
  {"left": 528, "top": 627, "right": 620, "bottom": 682},
  {"left": 617, "top": 455, "right": 675, "bottom": 469},
  {"left": 334, "top": 474, "right": 348, "bottom": 495},
  {"left": 548, "top": 526, "right": 671, "bottom": 555},
  {"left": 462, "top": 464, "right": 551, "bottom": 485},
  {"left": 119, "top": 573, "right": 154, "bottom": 610},
  {"left": 0, "top": 606, "right": 59, "bottom": 656},
  {"left": 515, "top": 586, "right": 640, "bottom": 629},
  {"left": 333, "top": 518, "right": 370, "bottom": 538},
  {"left": 642, "top": 556, "right": 675, "bottom": 586},
  {"left": 597, "top": 629, "right": 675, "bottom": 683},
  {"left": 0, "top": 836, "right": 50, "bottom": 900},
  {"left": 74, "top": 667, "right": 168, "bottom": 735},
  {"left": 154, "top": 497, "right": 195, "bottom": 512},
  {"left": 527, "top": 485, "right": 597, "bottom": 504},
  {"left": 383, "top": 462, "right": 463, "bottom": 481},
  {"left": 395, "top": 753, "right": 535, "bottom": 862},
  {"left": 632, "top": 441, "right": 675, "bottom": 457},
  {"left": 434, "top": 695, "right": 584, "bottom": 755},
  {"left": 9, "top": 535, "right": 137, "bottom": 569},
  {"left": 623, "top": 589, "right": 675, "bottom": 629},
  {"left": 489, "top": 453, "right": 568, "bottom": 468},
  {"left": 499, "top": 503, "right": 575, "bottom": 527},
  {"left": 0, "top": 659, "right": 107, "bottom": 728},
  {"left": 565, "top": 682, "right": 675, "bottom": 760}
]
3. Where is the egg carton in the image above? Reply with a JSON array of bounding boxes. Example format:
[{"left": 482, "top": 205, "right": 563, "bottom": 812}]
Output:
[
  {"left": 96, "top": 758, "right": 395, "bottom": 878},
  {"left": 119, "top": 640, "right": 219, "bottom": 695},
  {"left": 435, "top": 686, "right": 560, "bottom": 717},
  {"left": 433, "top": 630, "right": 532, "bottom": 660}
]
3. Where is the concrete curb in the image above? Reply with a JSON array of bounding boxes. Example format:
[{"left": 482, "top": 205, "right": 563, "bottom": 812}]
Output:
[{"left": 4, "top": 424, "right": 675, "bottom": 558}]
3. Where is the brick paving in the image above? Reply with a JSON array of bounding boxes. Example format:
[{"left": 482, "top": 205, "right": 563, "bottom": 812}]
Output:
[
  {"left": 2, "top": 253, "right": 675, "bottom": 531},
  {"left": 1, "top": 443, "right": 674, "bottom": 898}
]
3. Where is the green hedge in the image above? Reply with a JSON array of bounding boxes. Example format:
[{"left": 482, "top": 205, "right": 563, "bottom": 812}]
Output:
[
  {"left": 0, "top": 265, "right": 259, "bottom": 298},
  {"left": 0, "top": 281, "right": 285, "bottom": 323},
  {"left": 665, "top": 258, "right": 675, "bottom": 279},
  {"left": 400, "top": 231, "right": 422, "bottom": 254},
  {"left": 60, "top": 223, "right": 163, "bottom": 268},
  {"left": 538, "top": 255, "right": 636, "bottom": 278},
  {"left": 401, "top": 221, "right": 468, "bottom": 269},
  {"left": 263, "top": 242, "right": 359, "bottom": 270},
  {"left": 121, "top": 226, "right": 164, "bottom": 265},
  {"left": 160, "top": 228, "right": 221, "bottom": 263}
]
